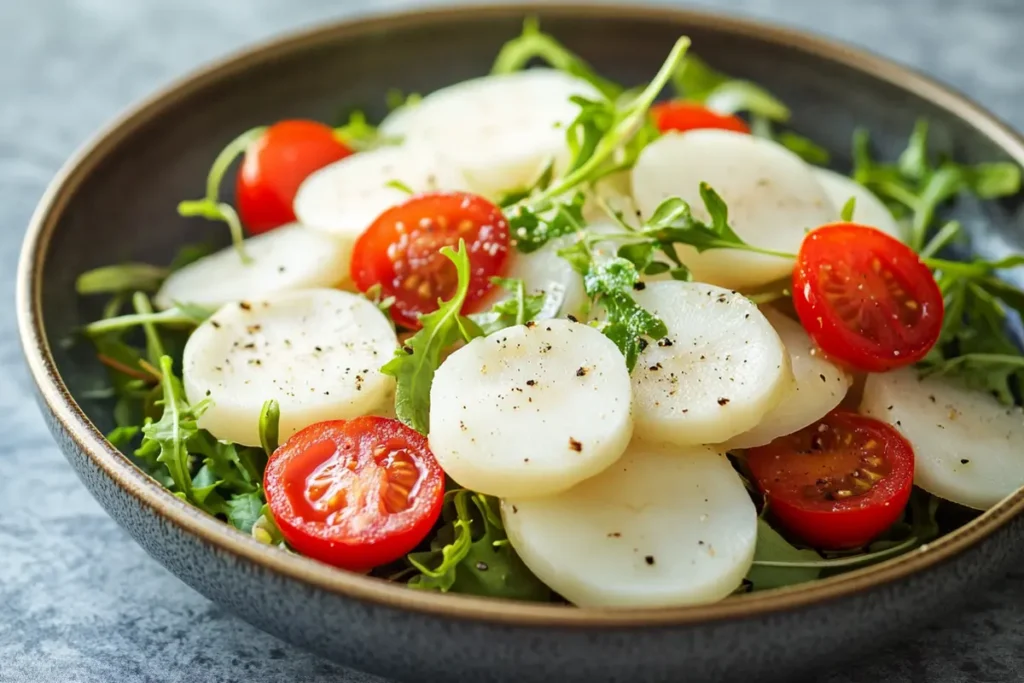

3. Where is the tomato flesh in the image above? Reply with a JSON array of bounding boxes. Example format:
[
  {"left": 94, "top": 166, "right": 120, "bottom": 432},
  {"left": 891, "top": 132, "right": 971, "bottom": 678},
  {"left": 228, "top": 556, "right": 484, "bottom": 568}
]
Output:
[
  {"left": 264, "top": 417, "right": 445, "bottom": 571},
  {"left": 236, "top": 120, "right": 352, "bottom": 235},
  {"left": 746, "top": 411, "right": 915, "bottom": 550},
  {"left": 650, "top": 101, "right": 750, "bottom": 135},
  {"left": 793, "top": 223, "right": 943, "bottom": 372},
  {"left": 351, "top": 191, "right": 510, "bottom": 329}
]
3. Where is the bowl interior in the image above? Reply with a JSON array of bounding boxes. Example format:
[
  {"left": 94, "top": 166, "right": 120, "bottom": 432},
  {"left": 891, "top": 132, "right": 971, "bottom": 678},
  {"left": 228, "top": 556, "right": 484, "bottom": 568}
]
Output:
[{"left": 34, "top": 4, "right": 1024, "bottom": 612}]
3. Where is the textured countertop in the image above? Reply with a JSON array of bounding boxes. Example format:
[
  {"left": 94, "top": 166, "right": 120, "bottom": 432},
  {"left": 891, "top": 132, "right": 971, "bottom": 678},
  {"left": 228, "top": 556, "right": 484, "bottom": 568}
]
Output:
[{"left": 2, "top": 1, "right": 1024, "bottom": 681}]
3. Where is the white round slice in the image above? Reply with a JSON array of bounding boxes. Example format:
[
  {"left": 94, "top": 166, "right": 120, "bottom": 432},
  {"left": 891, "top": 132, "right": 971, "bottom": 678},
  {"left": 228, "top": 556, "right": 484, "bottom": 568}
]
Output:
[
  {"left": 722, "top": 308, "right": 851, "bottom": 449},
  {"left": 183, "top": 289, "right": 397, "bottom": 446},
  {"left": 860, "top": 368, "right": 1024, "bottom": 510},
  {"left": 381, "top": 69, "right": 600, "bottom": 199},
  {"left": 812, "top": 167, "right": 904, "bottom": 241},
  {"left": 502, "top": 443, "right": 757, "bottom": 608},
  {"left": 631, "top": 129, "right": 835, "bottom": 289},
  {"left": 293, "top": 144, "right": 469, "bottom": 240},
  {"left": 154, "top": 224, "right": 351, "bottom": 310},
  {"left": 632, "top": 281, "right": 792, "bottom": 446},
  {"left": 428, "top": 319, "right": 633, "bottom": 498}
]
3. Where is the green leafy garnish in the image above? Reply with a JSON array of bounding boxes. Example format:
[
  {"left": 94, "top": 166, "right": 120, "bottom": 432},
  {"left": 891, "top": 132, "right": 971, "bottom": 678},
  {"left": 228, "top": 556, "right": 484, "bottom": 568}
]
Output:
[
  {"left": 225, "top": 491, "right": 265, "bottom": 534},
  {"left": 492, "top": 17, "right": 623, "bottom": 100},
  {"left": 746, "top": 492, "right": 942, "bottom": 591},
  {"left": 380, "top": 241, "right": 480, "bottom": 434},
  {"left": 252, "top": 503, "right": 287, "bottom": 546},
  {"left": 471, "top": 277, "right": 549, "bottom": 334},
  {"left": 178, "top": 127, "right": 266, "bottom": 263},
  {"left": 408, "top": 490, "right": 550, "bottom": 600},
  {"left": 386, "top": 88, "right": 422, "bottom": 112},
  {"left": 671, "top": 53, "right": 789, "bottom": 122},
  {"left": 839, "top": 196, "right": 857, "bottom": 222},
  {"left": 258, "top": 399, "right": 280, "bottom": 456},
  {"left": 385, "top": 179, "right": 415, "bottom": 195},
  {"left": 852, "top": 119, "right": 1021, "bottom": 251},
  {"left": 333, "top": 110, "right": 387, "bottom": 150},
  {"left": 135, "top": 356, "right": 209, "bottom": 503},
  {"left": 83, "top": 302, "right": 213, "bottom": 337},
  {"left": 671, "top": 53, "right": 827, "bottom": 164},
  {"left": 76, "top": 264, "right": 169, "bottom": 295},
  {"left": 513, "top": 36, "right": 690, "bottom": 209}
]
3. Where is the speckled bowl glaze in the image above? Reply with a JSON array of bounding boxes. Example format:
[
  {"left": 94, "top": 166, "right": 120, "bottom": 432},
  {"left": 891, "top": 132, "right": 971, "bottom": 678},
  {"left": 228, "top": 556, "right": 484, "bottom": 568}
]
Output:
[{"left": 17, "top": 4, "right": 1024, "bottom": 682}]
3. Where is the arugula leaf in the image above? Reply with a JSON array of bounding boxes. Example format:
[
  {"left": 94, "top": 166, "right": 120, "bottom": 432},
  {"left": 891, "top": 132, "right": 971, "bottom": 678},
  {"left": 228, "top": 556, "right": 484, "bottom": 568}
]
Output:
[
  {"left": 518, "top": 36, "right": 690, "bottom": 208},
  {"left": 135, "top": 356, "right": 210, "bottom": 503},
  {"left": 178, "top": 127, "right": 266, "bottom": 263},
  {"left": 470, "top": 278, "right": 548, "bottom": 335},
  {"left": 583, "top": 258, "right": 668, "bottom": 370},
  {"left": 509, "top": 191, "right": 587, "bottom": 253},
  {"left": 386, "top": 88, "right": 422, "bottom": 112},
  {"left": 851, "top": 120, "right": 1022, "bottom": 251},
  {"left": 259, "top": 399, "right": 281, "bottom": 456},
  {"left": 334, "top": 110, "right": 386, "bottom": 151},
  {"left": 131, "top": 292, "right": 165, "bottom": 366},
  {"left": 408, "top": 490, "right": 550, "bottom": 600},
  {"left": 747, "top": 491, "right": 943, "bottom": 590},
  {"left": 641, "top": 184, "right": 795, "bottom": 259},
  {"left": 76, "top": 264, "right": 169, "bottom": 295},
  {"left": 745, "top": 519, "right": 822, "bottom": 590},
  {"left": 188, "top": 430, "right": 264, "bottom": 494},
  {"left": 775, "top": 129, "right": 832, "bottom": 166},
  {"left": 491, "top": 17, "right": 623, "bottom": 100},
  {"left": 671, "top": 54, "right": 789, "bottom": 122},
  {"left": 83, "top": 303, "right": 213, "bottom": 337},
  {"left": 380, "top": 241, "right": 480, "bottom": 433},
  {"left": 252, "top": 503, "right": 287, "bottom": 546},
  {"left": 226, "top": 491, "right": 265, "bottom": 534},
  {"left": 839, "top": 196, "right": 857, "bottom": 222},
  {"left": 919, "top": 256, "right": 1024, "bottom": 403}
]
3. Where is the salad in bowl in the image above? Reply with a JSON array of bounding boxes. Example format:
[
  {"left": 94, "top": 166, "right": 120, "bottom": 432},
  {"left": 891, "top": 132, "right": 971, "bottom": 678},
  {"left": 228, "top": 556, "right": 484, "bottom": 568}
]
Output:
[{"left": 74, "top": 19, "right": 1024, "bottom": 609}]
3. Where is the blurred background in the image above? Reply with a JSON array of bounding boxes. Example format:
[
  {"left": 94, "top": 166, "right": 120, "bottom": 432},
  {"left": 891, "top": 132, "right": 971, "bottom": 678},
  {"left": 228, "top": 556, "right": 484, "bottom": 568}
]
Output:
[{"left": 1, "top": 1, "right": 1022, "bottom": 682}]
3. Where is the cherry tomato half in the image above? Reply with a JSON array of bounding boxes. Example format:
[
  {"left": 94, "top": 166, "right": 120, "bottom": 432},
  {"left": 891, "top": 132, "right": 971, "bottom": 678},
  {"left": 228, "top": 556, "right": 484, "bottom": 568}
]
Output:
[
  {"left": 746, "top": 411, "right": 915, "bottom": 550},
  {"left": 793, "top": 223, "right": 944, "bottom": 372},
  {"left": 350, "top": 191, "right": 511, "bottom": 329},
  {"left": 236, "top": 120, "right": 352, "bottom": 235},
  {"left": 264, "top": 417, "right": 445, "bottom": 571},
  {"left": 650, "top": 101, "right": 750, "bottom": 135}
]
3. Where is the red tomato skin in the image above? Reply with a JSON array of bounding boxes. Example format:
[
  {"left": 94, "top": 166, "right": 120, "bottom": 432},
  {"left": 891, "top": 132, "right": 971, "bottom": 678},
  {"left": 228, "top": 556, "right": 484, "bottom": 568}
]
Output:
[
  {"left": 264, "top": 417, "right": 444, "bottom": 571},
  {"left": 747, "top": 411, "right": 915, "bottom": 550},
  {"left": 793, "top": 223, "right": 944, "bottom": 373},
  {"left": 650, "top": 101, "right": 750, "bottom": 135},
  {"left": 350, "top": 191, "right": 510, "bottom": 329},
  {"left": 236, "top": 120, "right": 352, "bottom": 235}
]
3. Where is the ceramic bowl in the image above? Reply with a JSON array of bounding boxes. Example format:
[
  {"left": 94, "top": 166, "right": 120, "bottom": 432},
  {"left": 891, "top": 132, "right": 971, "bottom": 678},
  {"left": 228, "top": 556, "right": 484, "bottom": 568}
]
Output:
[{"left": 17, "top": 4, "right": 1024, "bottom": 682}]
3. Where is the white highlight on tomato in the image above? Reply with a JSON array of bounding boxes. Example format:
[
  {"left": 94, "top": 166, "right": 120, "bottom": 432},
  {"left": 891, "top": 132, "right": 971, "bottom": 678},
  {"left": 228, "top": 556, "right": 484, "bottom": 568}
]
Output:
[
  {"left": 293, "top": 145, "right": 468, "bottom": 241},
  {"left": 631, "top": 129, "right": 835, "bottom": 289},
  {"left": 860, "top": 368, "right": 1024, "bottom": 510},
  {"left": 812, "top": 167, "right": 905, "bottom": 241},
  {"left": 428, "top": 319, "right": 633, "bottom": 498},
  {"left": 183, "top": 289, "right": 397, "bottom": 446},
  {"left": 154, "top": 223, "right": 351, "bottom": 310},
  {"left": 501, "top": 443, "right": 757, "bottom": 608},
  {"left": 722, "top": 307, "right": 851, "bottom": 449},
  {"left": 631, "top": 281, "right": 792, "bottom": 446},
  {"left": 380, "top": 69, "right": 599, "bottom": 200}
]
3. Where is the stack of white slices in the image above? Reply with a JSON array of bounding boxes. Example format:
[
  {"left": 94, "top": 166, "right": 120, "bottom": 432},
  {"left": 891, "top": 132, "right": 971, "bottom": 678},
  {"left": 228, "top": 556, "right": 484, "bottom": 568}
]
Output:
[{"left": 163, "top": 69, "right": 1024, "bottom": 607}]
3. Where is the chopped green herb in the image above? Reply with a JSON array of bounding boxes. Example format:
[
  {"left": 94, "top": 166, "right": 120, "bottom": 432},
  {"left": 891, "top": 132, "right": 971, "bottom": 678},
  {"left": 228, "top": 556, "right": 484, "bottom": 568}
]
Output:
[
  {"left": 408, "top": 489, "right": 550, "bottom": 600},
  {"left": 380, "top": 241, "right": 480, "bottom": 434},
  {"left": 492, "top": 17, "right": 623, "bottom": 100},
  {"left": 178, "top": 126, "right": 266, "bottom": 263}
]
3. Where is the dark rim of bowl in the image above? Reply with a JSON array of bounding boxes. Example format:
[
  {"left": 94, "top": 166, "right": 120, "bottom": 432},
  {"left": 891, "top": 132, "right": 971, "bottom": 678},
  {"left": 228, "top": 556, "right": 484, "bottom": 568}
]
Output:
[{"left": 17, "top": 1, "right": 1024, "bottom": 628}]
